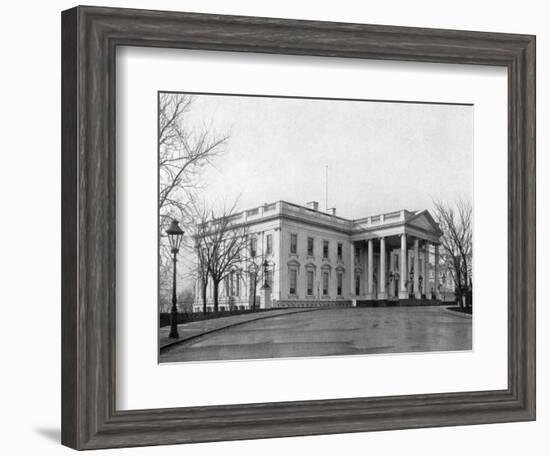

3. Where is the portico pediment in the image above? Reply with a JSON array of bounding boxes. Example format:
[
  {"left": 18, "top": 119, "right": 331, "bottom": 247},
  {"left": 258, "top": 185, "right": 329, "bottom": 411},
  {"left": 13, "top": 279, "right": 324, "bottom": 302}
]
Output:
[{"left": 406, "top": 210, "right": 443, "bottom": 237}]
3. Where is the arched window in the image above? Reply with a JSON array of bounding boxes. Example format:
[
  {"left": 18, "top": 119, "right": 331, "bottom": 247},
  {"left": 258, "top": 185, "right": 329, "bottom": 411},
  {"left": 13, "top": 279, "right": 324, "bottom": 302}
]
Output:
[
  {"left": 289, "top": 269, "right": 297, "bottom": 295},
  {"left": 322, "top": 270, "right": 329, "bottom": 296},
  {"left": 335, "top": 266, "right": 346, "bottom": 296},
  {"left": 287, "top": 259, "right": 301, "bottom": 297},
  {"left": 337, "top": 272, "right": 343, "bottom": 296},
  {"left": 306, "top": 270, "right": 314, "bottom": 296}
]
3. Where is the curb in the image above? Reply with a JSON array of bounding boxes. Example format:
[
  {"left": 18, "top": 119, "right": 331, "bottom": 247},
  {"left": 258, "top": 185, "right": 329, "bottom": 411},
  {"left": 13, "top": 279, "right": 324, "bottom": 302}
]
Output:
[
  {"left": 443, "top": 307, "right": 473, "bottom": 318},
  {"left": 160, "top": 308, "right": 320, "bottom": 353}
]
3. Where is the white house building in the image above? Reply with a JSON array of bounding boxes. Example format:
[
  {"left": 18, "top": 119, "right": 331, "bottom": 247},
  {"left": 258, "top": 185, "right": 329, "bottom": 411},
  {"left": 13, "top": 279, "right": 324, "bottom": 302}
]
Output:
[{"left": 193, "top": 200, "right": 445, "bottom": 312}]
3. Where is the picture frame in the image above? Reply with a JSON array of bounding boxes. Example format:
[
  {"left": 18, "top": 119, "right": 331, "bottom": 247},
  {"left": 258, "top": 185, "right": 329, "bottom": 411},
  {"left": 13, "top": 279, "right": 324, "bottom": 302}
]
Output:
[{"left": 61, "top": 5, "right": 535, "bottom": 450}]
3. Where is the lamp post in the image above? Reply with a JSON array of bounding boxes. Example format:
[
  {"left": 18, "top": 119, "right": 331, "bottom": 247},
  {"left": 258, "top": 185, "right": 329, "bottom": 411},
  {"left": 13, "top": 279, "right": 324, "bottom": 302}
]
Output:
[
  {"left": 166, "top": 219, "right": 184, "bottom": 339},
  {"left": 259, "top": 259, "right": 273, "bottom": 310},
  {"left": 440, "top": 272, "right": 447, "bottom": 303}
]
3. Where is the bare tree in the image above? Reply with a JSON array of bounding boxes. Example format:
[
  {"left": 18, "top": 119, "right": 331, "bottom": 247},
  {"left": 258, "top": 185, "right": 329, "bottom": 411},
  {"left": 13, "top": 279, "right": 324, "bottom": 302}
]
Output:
[
  {"left": 159, "top": 93, "right": 229, "bottom": 227},
  {"left": 188, "top": 204, "right": 213, "bottom": 314},
  {"left": 432, "top": 198, "right": 473, "bottom": 307},
  {"left": 195, "top": 204, "right": 249, "bottom": 313},
  {"left": 158, "top": 93, "right": 229, "bottom": 305}
]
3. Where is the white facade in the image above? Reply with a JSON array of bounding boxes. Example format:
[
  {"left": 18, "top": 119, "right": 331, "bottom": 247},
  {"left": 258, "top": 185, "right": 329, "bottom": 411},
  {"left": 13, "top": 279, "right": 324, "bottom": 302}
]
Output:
[{"left": 193, "top": 200, "right": 443, "bottom": 312}]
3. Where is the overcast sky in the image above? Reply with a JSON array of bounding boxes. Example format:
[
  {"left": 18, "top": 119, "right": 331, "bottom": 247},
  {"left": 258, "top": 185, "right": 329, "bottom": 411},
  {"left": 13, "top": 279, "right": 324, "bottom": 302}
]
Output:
[{"left": 177, "top": 93, "right": 473, "bottom": 220}]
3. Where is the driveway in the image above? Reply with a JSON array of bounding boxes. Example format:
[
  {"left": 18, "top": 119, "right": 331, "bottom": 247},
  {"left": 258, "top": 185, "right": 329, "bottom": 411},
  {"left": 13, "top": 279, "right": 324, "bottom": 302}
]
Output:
[
  {"left": 159, "top": 306, "right": 472, "bottom": 363},
  {"left": 159, "top": 307, "right": 318, "bottom": 350}
]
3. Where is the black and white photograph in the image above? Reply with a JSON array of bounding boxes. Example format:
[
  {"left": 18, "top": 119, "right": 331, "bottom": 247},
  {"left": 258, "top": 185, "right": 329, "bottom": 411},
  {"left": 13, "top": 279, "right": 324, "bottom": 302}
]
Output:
[
  {"left": 158, "top": 92, "right": 473, "bottom": 363},
  {"left": 0, "top": 0, "right": 543, "bottom": 452}
]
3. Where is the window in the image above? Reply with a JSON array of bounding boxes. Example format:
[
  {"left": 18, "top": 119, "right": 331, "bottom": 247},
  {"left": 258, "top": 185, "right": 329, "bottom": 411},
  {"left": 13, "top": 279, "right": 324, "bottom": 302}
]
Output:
[
  {"left": 289, "top": 269, "right": 297, "bottom": 294},
  {"left": 266, "top": 233, "right": 273, "bottom": 255},
  {"left": 355, "top": 246, "right": 361, "bottom": 260},
  {"left": 250, "top": 236, "right": 257, "bottom": 258},
  {"left": 355, "top": 274, "right": 361, "bottom": 296},
  {"left": 307, "top": 270, "right": 314, "bottom": 296},
  {"left": 322, "top": 271, "right": 329, "bottom": 296},
  {"left": 323, "top": 240, "right": 329, "bottom": 259},
  {"left": 307, "top": 237, "right": 314, "bottom": 256},
  {"left": 337, "top": 272, "right": 343, "bottom": 296},
  {"left": 290, "top": 233, "right": 297, "bottom": 254},
  {"left": 235, "top": 273, "right": 240, "bottom": 297},
  {"left": 337, "top": 243, "right": 343, "bottom": 260}
]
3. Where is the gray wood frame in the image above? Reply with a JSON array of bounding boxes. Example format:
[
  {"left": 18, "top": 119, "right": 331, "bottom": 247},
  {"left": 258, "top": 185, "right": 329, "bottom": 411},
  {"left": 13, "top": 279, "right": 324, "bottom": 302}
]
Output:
[{"left": 61, "top": 5, "right": 536, "bottom": 450}]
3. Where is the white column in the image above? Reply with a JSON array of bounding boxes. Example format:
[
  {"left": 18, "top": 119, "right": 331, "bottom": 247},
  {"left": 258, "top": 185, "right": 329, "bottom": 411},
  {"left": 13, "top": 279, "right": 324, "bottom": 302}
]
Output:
[
  {"left": 422, "top": 242, "right": 428, "bottom": 297},
  {"left": 399, "top": 233, "right": 408, "bottom": 299},
  {"left": 391, "top": 251, "right": 398, "bottom": 298},
  {"left": 362, "top": 242, "right": 368, "bottom": 296},
  {"left": 367, "top": 239, "right": 374, "bottom": 299},
  {"left": 434, "top": 243, "right": 440, "bottom": 300},
  {"left": 413, "top": 238, "right": 420, "bottom": 299},
  {"left": 378, "top": 237, "right": 386, "bottom": 299},
  {"left": 271, "top": 228, "right": 278, "bottom": 303},
  {"left": 388, "top": 252, "right": 394, "bottom": 298},
  {"left": 350, "top": 241, "right": 355, "bottom": 298}
]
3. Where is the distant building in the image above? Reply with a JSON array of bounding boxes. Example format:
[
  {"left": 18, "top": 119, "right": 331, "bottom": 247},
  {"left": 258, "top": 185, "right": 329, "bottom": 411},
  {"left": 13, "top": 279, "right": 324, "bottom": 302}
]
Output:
[{"left": 193, "top": 200, "right": 444, "bottom": 312}]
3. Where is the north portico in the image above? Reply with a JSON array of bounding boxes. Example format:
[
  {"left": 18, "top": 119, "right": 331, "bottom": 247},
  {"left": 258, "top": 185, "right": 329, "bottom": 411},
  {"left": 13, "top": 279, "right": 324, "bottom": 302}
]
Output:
[
  {"left": 193, "top": 201, "right": 445, "bottom": 312},
  {"left": 350, "top": 209, "right": 444, "bottom": 305}
]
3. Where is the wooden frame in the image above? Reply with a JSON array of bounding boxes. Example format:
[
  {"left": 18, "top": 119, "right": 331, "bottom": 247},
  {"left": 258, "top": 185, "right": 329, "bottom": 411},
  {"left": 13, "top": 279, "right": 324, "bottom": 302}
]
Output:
[{"left": 61, "top": 5, "right": 536, "bottom": 450}]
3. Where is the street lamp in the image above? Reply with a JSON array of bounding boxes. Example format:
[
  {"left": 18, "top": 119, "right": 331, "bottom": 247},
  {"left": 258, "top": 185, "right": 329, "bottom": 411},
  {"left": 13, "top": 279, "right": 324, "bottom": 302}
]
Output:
[{"left": 166, "top": 219, "right": 184, "bottom": 339}]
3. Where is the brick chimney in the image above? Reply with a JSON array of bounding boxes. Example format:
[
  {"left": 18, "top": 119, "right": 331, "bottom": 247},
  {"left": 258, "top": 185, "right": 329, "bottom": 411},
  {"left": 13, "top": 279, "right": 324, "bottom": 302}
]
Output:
[
  {"left": 327, "top": 207, "right": 336, "bottom": 216},
  {"left": 306, "top": 201, "right": 319, "bottom": 211}
]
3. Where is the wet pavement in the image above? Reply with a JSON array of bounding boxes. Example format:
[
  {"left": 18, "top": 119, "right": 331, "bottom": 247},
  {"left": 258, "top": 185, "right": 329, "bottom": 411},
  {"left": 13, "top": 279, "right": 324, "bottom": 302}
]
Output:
[
  {"left": 159, "top": 308, "right": 317, "bottom": 350},
  {"left": 159, "top": 306, "right": 472, "bottom": 363}
]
